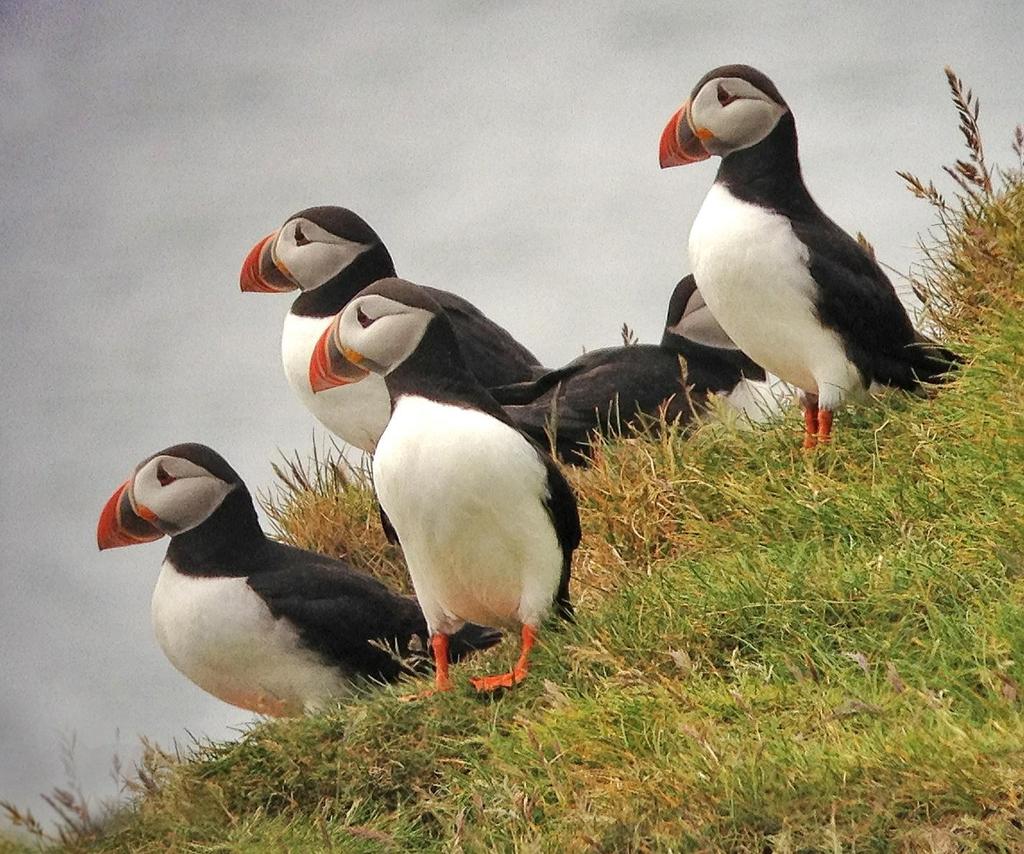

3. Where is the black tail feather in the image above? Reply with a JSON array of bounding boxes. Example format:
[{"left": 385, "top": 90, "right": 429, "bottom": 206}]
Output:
[
  {"left": 909, "top": 333, "right": 963, "bottom": 385},
  {"left": 555, "top": 563, "right": 574, "bottom": 623}
]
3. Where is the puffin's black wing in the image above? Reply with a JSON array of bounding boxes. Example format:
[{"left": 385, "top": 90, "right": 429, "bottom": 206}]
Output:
[
  {"left": 791, "top": 217, "right": 960, "bottom": 388},
  {"left": 551, "top": 348, "right": 696, "bottom": 428},
  {"left": 506, "top": 393, "right": 598, "bottom": 462},
  {"left": 673, "top": 339, "right": 767, "bottom": 391},
  {"left": 489, "top": 358, "right": 592, "bottom": 406},
  {"left": 423, "top": 286, "right": 543, "bottom": 387},
  {"left": 538, "top": 454, "right": 581, "bottom": 621},
  {"left": 504, "top": 347, "right": 698, "bottom": 463},
  {"left": 248, "top": 543, "right": 500, "bottom": 680}
]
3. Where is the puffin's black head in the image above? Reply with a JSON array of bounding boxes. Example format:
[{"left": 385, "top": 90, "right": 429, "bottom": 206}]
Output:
[
  {"left": 308, "top": 278, "right": 453, "bottom": 392},
  {"left": 97, "top": 444, "right": 245, "bottom": 550},
  {"left": 659, "top": 64, "right": 790, "bottom": 167},
  {"left": 239, "top": 206, "right": 396, "bottom": 295},
  {"left": 663, "top": 274, "right": 699, "bottom": 333}
]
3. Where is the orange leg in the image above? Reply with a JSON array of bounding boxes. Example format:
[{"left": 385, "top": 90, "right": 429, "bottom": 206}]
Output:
[
  {"left": 470, "top": 624, "right": 537, "bottom": 693},
  {"left": 399, "top": 633, "right": 453, "bottom": 701},
  {"left": 802, "top": 400, "right": 819, "bottom": 449},
  {"left": 432, "top": 633, "right": 453, "bottom": 692},
  {"left": 817, "top": 409, "right": 833, "bottom": 444}
]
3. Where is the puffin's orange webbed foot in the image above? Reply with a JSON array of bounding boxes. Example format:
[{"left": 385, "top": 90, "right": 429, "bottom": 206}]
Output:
[
  {"left": 470, "top": 624, "right": 537, "bottom": 693},
  {"left": 469, "top": 671, "right": 518, "bottom": 692}
]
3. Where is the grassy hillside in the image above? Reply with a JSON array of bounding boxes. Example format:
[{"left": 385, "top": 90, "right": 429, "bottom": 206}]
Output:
[{"left": 5, "top": 73, "right": 1024, "bottom": 852}]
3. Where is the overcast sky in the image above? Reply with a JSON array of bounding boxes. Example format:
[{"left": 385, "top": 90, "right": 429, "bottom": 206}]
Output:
[{"left": 2, "top": 0, "right": 1022, "bottom": 824}]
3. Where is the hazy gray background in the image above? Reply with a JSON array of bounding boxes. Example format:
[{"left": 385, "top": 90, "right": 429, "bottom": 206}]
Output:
[{"left": 3, "top": 0, "right": 1022, "bottom": 822}]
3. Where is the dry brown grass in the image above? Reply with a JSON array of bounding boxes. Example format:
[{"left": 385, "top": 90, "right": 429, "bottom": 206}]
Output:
[{"left": 260, "top": 440, "right": 408, "bottom": 594}]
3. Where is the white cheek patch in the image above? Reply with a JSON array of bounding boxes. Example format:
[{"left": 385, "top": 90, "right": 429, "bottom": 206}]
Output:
[
  {"left": 158, "top": 479, "right": 234, "bottom": 533},
  {"left": 274, "top": 228, "right": 370, "bottom": 292},
  {"left": 339, "top": 297, "right": 435, "bottom": 375},
  {"left": 692, "top": 77, "right": 786, "bottom": 152},
  {"left": 133, "top": 458, "right": 234, "bottom": 534},
  {"left": 373, "top": 310, "right": 434, "bottom": 373},
  {"left": 716, "top": 99, "right": 786, "bottom": 150}
]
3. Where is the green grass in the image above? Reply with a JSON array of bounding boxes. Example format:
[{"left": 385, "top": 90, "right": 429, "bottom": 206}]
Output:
[{"left": 6, "top": 73, "right": 1024, "bottom": 852}]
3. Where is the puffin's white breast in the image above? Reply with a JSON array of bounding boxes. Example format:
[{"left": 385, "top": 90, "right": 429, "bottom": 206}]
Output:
[
  {"left": 281, "top": 312, "right": 391, "bottom": 452},
  {"left": 150, "top": 560, "right": 350, "bottom": 715},
  {"left": 373, "top": 396, "right": 563, "bottom": 633},
  {"left": 689, "top": 184, "right": 863, "bottom": 407}
]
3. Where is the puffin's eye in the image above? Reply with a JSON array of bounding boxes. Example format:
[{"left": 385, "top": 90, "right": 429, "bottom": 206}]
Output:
[
  {"left": 356, "top": 307, "right": 375, "bottom": 329},
  {"left": 293, "top": 223, "right": 310, "bottom": 247},
  {"left": 156, "top": 464, "right": 176, "bottom": 487},
  {"left": 717, "top": 83, "right": 738, "bottom": 107}
]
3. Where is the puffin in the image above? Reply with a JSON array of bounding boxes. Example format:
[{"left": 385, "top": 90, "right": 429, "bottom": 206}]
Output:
[
  {"left": 489, "top": 274, "right": 770, "bottom": 462},
  {"left": 240, "top": 206, "right": 542, "bottom": 452},
  {"left": 96, "top": 443, "right": 501, "bottom": 715},
  {"left": 659, "top": 64, "right": 960, "bottom": 447},
  {"left": 308, "top": 278, "right": 581, "bottom": 694}
]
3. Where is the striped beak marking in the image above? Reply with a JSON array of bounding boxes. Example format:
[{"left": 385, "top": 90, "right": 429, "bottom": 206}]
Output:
[
  {"left": 239, "top": 230, "right": 299, "bottom": 293},
  {"left": 659, "top": 99, "right": 713, "bottom": 168},
  {"left": 97, "top": 480, "right": 164, "bottom": 550},
  {"left": 309, "top": 323, "right": 370, "bottom": 392}
]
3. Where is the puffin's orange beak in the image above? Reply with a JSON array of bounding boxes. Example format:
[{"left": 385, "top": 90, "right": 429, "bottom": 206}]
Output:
[
  {"left": 309, "top": 323, "right": 370, "bottom": 392},
  {"left": 239, "top": 230, "right": 298, "bottom": 293},
  {"left": 659, "top": 99, "right": 712, "bottom": 168},
  {"left": 97, "top": 480, "right": 163, "bottom": 551}
]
